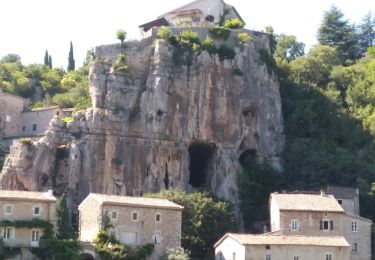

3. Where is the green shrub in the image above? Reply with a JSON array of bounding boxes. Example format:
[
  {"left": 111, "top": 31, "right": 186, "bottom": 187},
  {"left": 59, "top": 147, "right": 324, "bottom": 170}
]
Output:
[
  {"left": 20, "top": 137, "right": 32, "bottom": 146},
  {"left": 163, "top": 247, "right": 191, "bottom": 260},
  {"left": 202, "top": 37, "right": 217, "bottom": 54},
  {"left": 157, "top": 26, "right": 172, "bottom": 41},
  {"left": 218, "top": 44, "right": 236, "bottom": 60},
  {"left": 233, "top": 67, "right": 243, "bottom": 76},
  {"left": 113, "top": 54, "right": 129, "bottom": 73},
  {"left": 208, "top": 26, "right": 230, "bottom": 40},
  {"left": 237, "top": 32, "right": 252, "bottom": 49},
  {"left": 259, "top": 48, "right": 277, "bottom": 74},
  {"left": 224, "top": 18, "right": 245, "bottom": 29},
  {"left": 178, "top": 30, "right": 200, "bottom": 47}
]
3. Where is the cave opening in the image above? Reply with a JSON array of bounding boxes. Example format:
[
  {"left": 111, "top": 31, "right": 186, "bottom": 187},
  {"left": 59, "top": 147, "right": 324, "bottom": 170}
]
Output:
[
  {"left": 239, "top": 149, "right": 257, "bottom": 168},
  {"left": 188, "top": 143, "right": 215, "bottom": 188}
]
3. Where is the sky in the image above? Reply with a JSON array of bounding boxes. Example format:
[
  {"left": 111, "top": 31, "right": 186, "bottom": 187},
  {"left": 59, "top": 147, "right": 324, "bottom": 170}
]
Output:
[{"left": 0, "top": 0, "right": 374, "bottom": 69}]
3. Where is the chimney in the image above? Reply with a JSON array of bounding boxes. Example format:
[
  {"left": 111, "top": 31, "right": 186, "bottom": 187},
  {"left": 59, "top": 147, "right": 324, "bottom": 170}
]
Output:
[{"left": 47, "top": 189, "right": 54, "bottom": 196}]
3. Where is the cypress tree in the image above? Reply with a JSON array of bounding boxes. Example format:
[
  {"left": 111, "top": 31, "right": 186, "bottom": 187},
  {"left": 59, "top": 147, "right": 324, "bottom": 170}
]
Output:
[
  {"left": 48, "top": 55, "right": 52, "bottom": 69},
  {"left": 67, "top": 41, "right": 75, "bottom": 71},
  {"left": 44, "top": 50, "right": 49, "bottom": 66},
  {"left": 56, "top": 194, "right": 73, "bottom": 239}
]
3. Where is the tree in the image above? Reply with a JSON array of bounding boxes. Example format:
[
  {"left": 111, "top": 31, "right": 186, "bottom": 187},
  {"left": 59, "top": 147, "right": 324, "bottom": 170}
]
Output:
[
  {"left": 44, "top": 50, "right": 49, "bottom": 66},
  {"left": 116, "top": 29, "right": 127, "bottom": 44},
  {"left": 317, "top": 6, "right": 360, "bottom": 63},
  {"left": 56, "top": 194, "right": 74, "bottom": 239},
  {"left": 358, "top": 12, "right": 375, "bottom": 57},
  {"left": 274, "top": 34, "right": 305, "bottom": 64},
  {"left": 145, "top": 189, "right": 236, "bottom": 259},
  {"left": 48, "top": 55, "right": 52, "bottom": 69},
  {"left": 67, "top": 41, "right": 75, "bottom": 71},
  {"left": 1, "top": 54, "right": 21, "bottom": 63}
]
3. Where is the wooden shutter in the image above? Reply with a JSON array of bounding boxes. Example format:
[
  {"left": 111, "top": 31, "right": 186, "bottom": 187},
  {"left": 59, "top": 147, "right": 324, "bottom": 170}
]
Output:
[
  {"left": 330, "top": 220, "right": 333, "bottom": 230},
  {"left": 320, "top": 220, "right": 323, "bottom": 230}
]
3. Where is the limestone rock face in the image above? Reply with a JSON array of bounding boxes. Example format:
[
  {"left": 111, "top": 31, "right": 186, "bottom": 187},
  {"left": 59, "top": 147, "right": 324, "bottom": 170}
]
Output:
[{"left": 0, "top": 30, "right": 284, "bottom": 214}]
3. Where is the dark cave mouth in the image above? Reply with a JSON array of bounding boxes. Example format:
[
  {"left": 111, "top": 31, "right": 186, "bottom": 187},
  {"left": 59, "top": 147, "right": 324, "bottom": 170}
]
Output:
[
  {"left": 188, "top": 143, "right": 215, "bottom": 188},
  {"left": 239, "top": 149, "right": 257, "bottom": 168}
]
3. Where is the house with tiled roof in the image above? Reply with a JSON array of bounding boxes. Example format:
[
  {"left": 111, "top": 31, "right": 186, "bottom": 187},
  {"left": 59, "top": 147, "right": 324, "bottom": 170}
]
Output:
[
  {"left": 139, "top": 0, "right": 245, "bottom": 38},
  {"left": 0, "top": 189, "right": 57, "bottom": 258},
  {"left": 78, "top": 193, "right": 183, "bottom": 259},
  {"left": 270, "top": 192, "right": 371, "bottom": 260},
  {"left": 215, "top": 233, "right": 350, "bottom": 260}
]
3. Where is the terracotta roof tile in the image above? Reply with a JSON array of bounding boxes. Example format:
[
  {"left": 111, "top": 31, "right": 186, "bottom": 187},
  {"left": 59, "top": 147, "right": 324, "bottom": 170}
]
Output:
[
  {"left": 89, "top": 193, "right": 183, "bottom": 210},
  {"left": 226, "top": 234, "right": 349, "bottom": 247},
  {"left": 0, "top": 190, "right": 56, "bottom": 202},
  {"left": 271, "top": 193, "right": 344, "bottom": 212}
]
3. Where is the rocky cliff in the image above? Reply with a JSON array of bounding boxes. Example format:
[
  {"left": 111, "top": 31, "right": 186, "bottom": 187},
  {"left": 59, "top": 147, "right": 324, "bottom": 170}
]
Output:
[{"left": 0, "top": 28, "right": 284, "bottom": 215}]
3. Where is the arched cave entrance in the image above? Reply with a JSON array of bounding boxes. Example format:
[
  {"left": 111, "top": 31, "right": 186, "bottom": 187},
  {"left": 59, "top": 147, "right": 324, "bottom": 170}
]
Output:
[
  {"left": 188, "top": 143, "right": 215, "bottom": 188},
  {"left": 81, "top": 253, "right": 95, "bottom": 260},
  {"left": 239, "top": 149, "right": 257, "bottom": 168}
]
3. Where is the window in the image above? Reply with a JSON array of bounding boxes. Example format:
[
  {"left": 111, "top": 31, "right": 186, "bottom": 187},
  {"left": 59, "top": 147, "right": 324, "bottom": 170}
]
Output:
[
  {"left": 265, "top": 245, "right": 271, "bottom": 250},
  {"left": 294, "top": 257, "right": 299, "bottom": 260},
  {"left": 337, "top": 199, "right": 342, "bottom": 205},
  {"left": 153, "top": 231, "right": 162, "bottom": 244},
  {"left": 22, "top": 126, "right": 26, "bottom": 132},
  {"left": 155, "top": 213, "right": 161, "bottom": 223},
  {"left": 266, "top": 254, "right": 271, "bottom": 260},
  {"left": 132, "top": 211, "right": 138, "bottom": 221},
  {"left": 320, "top": 219, "right": 333, "bottom": 231},
  {"left": 31, "top": 230, "right": 40, "bottom": 242},
  {"left": 232, "top": 252, "right": 236, "bottom": 260},
  {"left": 3, "top": 227, "right": 11, "bottom": 239},
  {"left": 291, "top": 219, "right": 299, "bottom": 231},
  {"left": 6, "top": 115, "right": 10, "bottom": 122},
  {"left": 120, "top": 231, "right": 137, "bottom": 245},
  {"left": 4, "top": 205, "right": 13, "bottom": 215},
  {"left": 33, "top": 206, "right": 41, "bottom": 216},
  {"left": 326, "top": 253, "right": 332, "bottom": 260},
  {"left": 32, "top": 124, "right": 37, "bottom": 131},
  {"left": 352, "top": 221, "right": 357, "bottom": 232},
  {"left": 352, "top": 242, "right": 358, "bottom": 253},
  {"left": 111, "top": 211, "right": 118, "bottom": 220}
]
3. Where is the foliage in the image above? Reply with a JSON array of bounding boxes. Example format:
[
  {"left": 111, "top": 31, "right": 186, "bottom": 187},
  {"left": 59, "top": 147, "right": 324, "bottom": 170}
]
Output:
[
  {"left": 317, "top": 6, "right": 360, "bottom": 63},
  {"left": 237, "top": 32, "right": 252, "bottom": 49},
  {"left": 162, "top": 247, "right": 191, "bottom": 260},
  {"left": 223, "top": 18, "right": 245, "bottom": 29},
  {"left": 1, "top": 53, "right": 21, "bottom": 63},
  {"left": 259, "top": 48, "right": 277, "bottom": 75},
  {"left": 145, "top": 189, "right": 236, "bottom": 259},
  {"left": 20, "top": 137, "right": 33, "bottom": 146},
  {"left": 238, "top": 159, "right": 280, "bottom": 231},
  {"left": 208, "top": 26, "right": 230, "bottom": 40},
  {"left": 67, "top": 41, "right": 75, "bottom": 72},
  {"left": 113, "top": 54, "right": 129, "bottom": 73},
  {"left": 217, "top": 44, "right": 235, "bottom": 61},
  {"left": 358, "top": 12, "right": 375, "bottom": 57},
  {"left": 57, "top": 194, "right": 74, "bottom": 239},
  {"left": 157, "top": 26, "right": 172, "bottom": 41},
  {"left": 201, "top": 37, "right": 217, "bottom": 54},
  {"left": 116, "top": 29, "right": 127, "bottom": 44},
  {"left": 44, "top": 50, "right": 49, "bottom": 66},
  {"left": 274, "top": 34, "right": 304, "bottom": 65},
  {"left": 177, "top": 30, "right": 200, "bottom": 47},
  {"left": 0, "top": 239, "right": 21, "bottom": 258}
]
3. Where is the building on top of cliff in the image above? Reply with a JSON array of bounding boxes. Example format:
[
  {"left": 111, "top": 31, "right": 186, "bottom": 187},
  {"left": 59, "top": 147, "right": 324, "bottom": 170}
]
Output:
[
  {"left": 139, "top": 0, "right": 245, "bottom": 38},
  {"left": 78, "top": 193, "right": 183, "bottom": 259},
  {"left": 0, "top": 189, "right": 57, "bottom": 259}
]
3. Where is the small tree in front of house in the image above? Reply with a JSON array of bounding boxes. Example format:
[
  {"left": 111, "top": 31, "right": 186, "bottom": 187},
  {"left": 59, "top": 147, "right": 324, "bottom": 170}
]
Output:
[
  {"left": 116, "top": 29, "right": 127, "bottom": 44},
  {"left": 56, "top": 194, "right": 74, "bottom": 239}
]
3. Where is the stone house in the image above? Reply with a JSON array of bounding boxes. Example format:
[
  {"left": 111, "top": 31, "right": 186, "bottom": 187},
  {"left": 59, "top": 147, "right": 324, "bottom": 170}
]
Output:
[
  {"left": 326, "top": 186, "right": 360, "bottom": 215},
  {"left": 0, "top": 189, "right": 57, "bottom": 258},
  {"left": 20, "top": 106, "right": 68, "bottom": 136},
  {"left": 270, "top": 192, "right": 372, "bottom": 260},
  {"left": 214, "top": 233, "right": 350, "bottom": 260},
  {"left": 78, "top": 193, "right": 183, "bottom": 259},
  {"left": 0, "top": 91, "right": 28, "bottom": 139},
  {"left": 139, "top": 0, "right": 245, "bottom": 38}
]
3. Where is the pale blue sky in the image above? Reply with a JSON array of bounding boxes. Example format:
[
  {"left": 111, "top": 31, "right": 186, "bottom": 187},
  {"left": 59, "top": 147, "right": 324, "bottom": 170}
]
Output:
[{"left": 0, "top": 0, "right": 374, "bottom": 69}]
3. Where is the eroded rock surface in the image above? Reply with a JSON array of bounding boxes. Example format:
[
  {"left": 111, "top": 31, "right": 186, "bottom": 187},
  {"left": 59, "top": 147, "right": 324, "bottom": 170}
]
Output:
[{"left": 0, "top": 29, "right": 284, "bottom": 216}]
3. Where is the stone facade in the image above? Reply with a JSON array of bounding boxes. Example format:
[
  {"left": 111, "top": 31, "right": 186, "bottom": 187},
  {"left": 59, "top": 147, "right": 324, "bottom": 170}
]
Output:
[
  {"left": 20, "top": 106, "right": 65, "bottom": 136},
  {"left": 0, "top": 190, "right": 56, "bottom": 254},
  {"left": 78, "top": 193, "right": 183, "bottom": 259},
  {"left": 214, "top": 234, "right": 350, "bottom": 260},
  {"left": 270, "top": 193, "right": 372, "bottom": 260},
  {"left": 326, "top": 186, "right": 360, "bottom": 215},
  {"left": 0, "top": 91, "right": 27, "bottom": 138}
]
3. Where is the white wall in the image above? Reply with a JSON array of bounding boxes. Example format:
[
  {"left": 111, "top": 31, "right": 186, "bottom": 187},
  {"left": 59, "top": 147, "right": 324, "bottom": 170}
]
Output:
[{"left": 215, "top": 236, "right": 245, "bottom": 260}]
